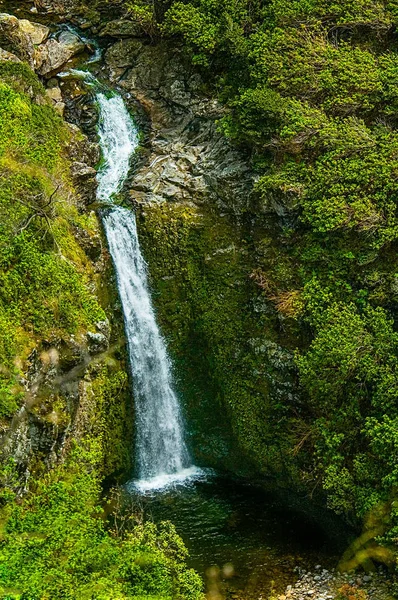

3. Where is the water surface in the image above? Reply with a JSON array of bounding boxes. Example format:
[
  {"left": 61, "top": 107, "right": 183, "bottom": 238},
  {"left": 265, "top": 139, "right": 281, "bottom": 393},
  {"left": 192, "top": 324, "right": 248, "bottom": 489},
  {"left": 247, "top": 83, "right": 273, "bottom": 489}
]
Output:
[{"left": 128, "top": 474, "right": 343, "bottom": 597}]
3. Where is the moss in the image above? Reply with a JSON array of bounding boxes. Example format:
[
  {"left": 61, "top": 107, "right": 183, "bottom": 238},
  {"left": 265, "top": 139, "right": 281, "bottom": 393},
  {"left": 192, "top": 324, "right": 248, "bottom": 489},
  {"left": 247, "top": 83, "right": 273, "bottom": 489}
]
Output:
[
  {"left": 0, "top": 59, "right": 132, "bottom": 482},
  {"left": 0, "top": 61, "right": 45, "bottom": 98},
  {"left": 83, "top": 365, "right": 133, "bottom": 480},
  {"left": 136, "top": 201, "right": 300, "bottom": 479}
]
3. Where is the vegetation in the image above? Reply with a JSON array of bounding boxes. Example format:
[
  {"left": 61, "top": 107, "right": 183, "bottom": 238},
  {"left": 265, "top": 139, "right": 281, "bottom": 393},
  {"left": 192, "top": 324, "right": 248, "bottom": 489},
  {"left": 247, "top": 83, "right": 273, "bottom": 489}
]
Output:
[
  {"left": 0, "top": 444, "right": 202, "bottom": 600},
  {"left": 122, "top": 0, "right": 398, "bottom": 569},
  {"left": 4, "top": 0, "right": 398, "bottom": 592},
  {"left": 0, "top": 61, "right": 105, "bottom": 420}
]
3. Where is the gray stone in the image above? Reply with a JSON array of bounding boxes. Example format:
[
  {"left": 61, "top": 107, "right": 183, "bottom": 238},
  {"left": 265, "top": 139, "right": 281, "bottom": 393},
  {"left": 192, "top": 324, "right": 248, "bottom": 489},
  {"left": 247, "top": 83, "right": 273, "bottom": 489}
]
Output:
[
  {"left": 87, "top": 332, "right": 108, "bottom": 354},
  {"left": 95, "top": 320, "right": 111, "bottom": 338},
  {"left": 36, "top": 31, "right": 85, "bottom": 76},
  {"left": 105, "top": 38, "right": 254, "bottom": 215},
  {"left": 71, "top": 162, "right": 98, "bottom": 205},
  {"left": 99, "top": 19, "right": 144, "bottom": 39},
  {"left": 0, "top": 47, "right": 21, "bottom": 62},
  {"left": 58, "top": 30, "right": 85, "bottom": 55},
  {"left": 19, "top": 19, "right": 49, "bottom": 45}
]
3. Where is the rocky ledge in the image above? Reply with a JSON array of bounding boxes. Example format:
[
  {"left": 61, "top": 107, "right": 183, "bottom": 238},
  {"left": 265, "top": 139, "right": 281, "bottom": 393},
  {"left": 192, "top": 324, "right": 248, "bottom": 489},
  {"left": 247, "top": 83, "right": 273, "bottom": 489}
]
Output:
[
  {"left": 104, "top": 37, "right": 255, "bottom": 216},
  {"left": 0, "top": 12, "right": 94, "bottom": 113}
]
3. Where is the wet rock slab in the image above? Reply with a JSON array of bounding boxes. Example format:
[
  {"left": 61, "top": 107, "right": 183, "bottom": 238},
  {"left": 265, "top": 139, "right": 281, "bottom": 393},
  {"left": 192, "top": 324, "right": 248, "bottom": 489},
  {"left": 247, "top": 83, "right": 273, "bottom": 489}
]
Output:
[{"left": 105, "top": 38, "right": 255, "bottom": 216}]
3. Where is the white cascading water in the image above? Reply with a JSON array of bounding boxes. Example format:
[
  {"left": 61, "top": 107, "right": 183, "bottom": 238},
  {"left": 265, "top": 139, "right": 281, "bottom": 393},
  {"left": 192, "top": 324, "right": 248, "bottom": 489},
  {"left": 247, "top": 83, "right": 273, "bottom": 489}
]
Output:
[{"left": 88, "top": 83, "right": 201, "bottom": 491}]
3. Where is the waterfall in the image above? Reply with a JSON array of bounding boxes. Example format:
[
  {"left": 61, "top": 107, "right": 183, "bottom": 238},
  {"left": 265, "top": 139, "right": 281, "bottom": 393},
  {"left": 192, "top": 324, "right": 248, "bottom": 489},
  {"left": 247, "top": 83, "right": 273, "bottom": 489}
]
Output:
[{"left": 88, "top": 84, "right": 201, "bottom": 491}]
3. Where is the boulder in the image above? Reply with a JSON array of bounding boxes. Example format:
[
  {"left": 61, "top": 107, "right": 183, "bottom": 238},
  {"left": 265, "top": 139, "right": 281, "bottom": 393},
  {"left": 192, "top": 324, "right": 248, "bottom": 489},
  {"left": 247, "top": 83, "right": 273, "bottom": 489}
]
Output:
[
  {"left": 36, "top": 32, "right": 85, "bottom": 76},
  {"left": 0, "top": 13, "right": 34, "bottom": 66},
  {"left": 0, "top": 47, "right": 21, "bottom": 62},
  {"left": 19, "top": 19, "right": 49, "bottom": 45},
  {"left": 86, "top": 332, "right": 109, "bottom": 354},
  {"left": 46, "top": 85, "right": 63, "bottom": 103},
  {"left": 46, "top": 83, "right": 65, "bottom": 115},
  {"left": 0, "top": 15, "right": 83, "bottom": 77},
  {"left": 58, "top": 30, "right": 85, "bottom": 55}
]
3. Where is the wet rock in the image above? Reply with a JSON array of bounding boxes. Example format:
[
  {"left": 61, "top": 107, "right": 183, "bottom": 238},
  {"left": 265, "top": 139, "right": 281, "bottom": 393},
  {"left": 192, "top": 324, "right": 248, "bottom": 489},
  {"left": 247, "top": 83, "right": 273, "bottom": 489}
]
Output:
[
  {"left": 46, "top": 86, "right": 62, "bottom": 103},
  {"left": 73, "top": 221, "right": 102, "bottom": 262},
  {"left": 36, "top": 31, "right": 85, "bottom": 76},
  {"left": 65, "top": 123, "right": 100, "bottom": 206},
  {"left": 33, "top": 0, "right": 76, "bottom": 15},
  {"left": 58, "top": 30, "right": 85, "bottom": 55},
  {"left": 99, "top": 19, "right": 144, "bottom": 39},
  {"left": 0, "top": 13, "right": 86, "bottom": 76},
  {"left": 95, "top": 319, "right": 111, "bottom": 339},
  {"left": 104, "top": 37, "right": 141, "bottom": 68},
  {"left": 19, "top": 18, "right": 49, "bottom": 45}
]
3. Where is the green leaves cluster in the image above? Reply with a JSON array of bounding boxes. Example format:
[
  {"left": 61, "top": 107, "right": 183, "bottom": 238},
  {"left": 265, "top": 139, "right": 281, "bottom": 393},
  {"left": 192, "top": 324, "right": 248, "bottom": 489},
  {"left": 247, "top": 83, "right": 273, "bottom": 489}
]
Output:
[
  {"left": 0, "top": 447, "right": 203, "bottom": 600},
  {"left": 0, "top": 63, "right": 106, "bottom": 420}
]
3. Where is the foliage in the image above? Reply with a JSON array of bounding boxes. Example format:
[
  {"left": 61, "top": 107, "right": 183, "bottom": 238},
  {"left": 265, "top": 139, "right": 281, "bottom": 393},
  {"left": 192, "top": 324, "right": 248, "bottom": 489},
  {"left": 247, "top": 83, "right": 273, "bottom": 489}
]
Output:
[
  {"left": 134, "top": 0, "right": 398, "bottom": 550},
  {"left": 0, "top": 445, "right": 203, "bottom": 600},
  {"left": 0, "top": 64, "right": 106, "bottom": 420},
  {"left": 125, "top": 1, "right": 159, "bottom": 37}
]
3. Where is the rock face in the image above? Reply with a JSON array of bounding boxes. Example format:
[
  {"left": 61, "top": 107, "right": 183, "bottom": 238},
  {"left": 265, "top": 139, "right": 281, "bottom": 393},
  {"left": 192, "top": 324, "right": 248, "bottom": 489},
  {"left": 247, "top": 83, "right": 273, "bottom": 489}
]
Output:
[
  {"left": 0, "top": 13, "right": 86, "bottom": 76},
  {"left": 0, "top": 10, "right": 303, "bottom": 484},
  {"left": 106, "top": 38, "right": 254, "bottom": 213},
  {"left": 36, "top": 31, "right": 86, "bottom": 76}
]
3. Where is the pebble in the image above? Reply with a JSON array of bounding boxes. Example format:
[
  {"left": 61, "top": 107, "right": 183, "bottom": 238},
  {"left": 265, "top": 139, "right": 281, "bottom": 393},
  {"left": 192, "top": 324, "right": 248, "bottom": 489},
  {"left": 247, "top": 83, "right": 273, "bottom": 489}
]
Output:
[{"left": 278, "top": 564, "right": 393, "bottom": 600}]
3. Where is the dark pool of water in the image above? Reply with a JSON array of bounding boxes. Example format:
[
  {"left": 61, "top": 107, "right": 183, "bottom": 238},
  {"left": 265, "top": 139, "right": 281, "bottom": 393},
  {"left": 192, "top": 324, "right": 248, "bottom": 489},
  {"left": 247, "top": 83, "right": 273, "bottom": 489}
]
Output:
[{"left": 128, "top": 473, "right": 347, "bottom": 598}]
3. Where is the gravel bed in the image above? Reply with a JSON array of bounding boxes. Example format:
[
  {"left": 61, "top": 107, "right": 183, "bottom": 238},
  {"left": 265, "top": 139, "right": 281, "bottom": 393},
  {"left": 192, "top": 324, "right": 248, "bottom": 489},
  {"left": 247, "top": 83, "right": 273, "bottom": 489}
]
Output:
[{"left": 278, "top": 565, "right": 394, "bottom": 600}]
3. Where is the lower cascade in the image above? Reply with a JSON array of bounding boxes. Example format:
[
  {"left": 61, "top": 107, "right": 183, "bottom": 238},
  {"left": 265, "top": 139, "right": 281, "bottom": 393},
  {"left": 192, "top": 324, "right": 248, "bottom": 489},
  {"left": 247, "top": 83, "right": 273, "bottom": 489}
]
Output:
[{"left": 91, "top": 81, "right": 200, "bottom": 491}]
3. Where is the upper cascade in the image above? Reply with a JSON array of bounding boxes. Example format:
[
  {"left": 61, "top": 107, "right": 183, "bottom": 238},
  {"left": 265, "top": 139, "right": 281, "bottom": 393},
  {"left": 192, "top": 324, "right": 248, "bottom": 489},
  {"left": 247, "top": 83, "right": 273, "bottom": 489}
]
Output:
[{"left": 96, "top": 93, "right": 139, "bottom": 201}]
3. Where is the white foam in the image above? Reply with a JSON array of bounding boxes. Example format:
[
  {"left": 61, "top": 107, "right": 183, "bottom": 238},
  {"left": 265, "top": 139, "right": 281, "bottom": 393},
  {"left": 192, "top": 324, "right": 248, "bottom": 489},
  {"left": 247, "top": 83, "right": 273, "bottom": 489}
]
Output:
[
  {"left": 129, "top": 466, "right": 206, "bottom": 494},
  {"left": 96, "top": 94, "right": 139, "bottom": 201}
]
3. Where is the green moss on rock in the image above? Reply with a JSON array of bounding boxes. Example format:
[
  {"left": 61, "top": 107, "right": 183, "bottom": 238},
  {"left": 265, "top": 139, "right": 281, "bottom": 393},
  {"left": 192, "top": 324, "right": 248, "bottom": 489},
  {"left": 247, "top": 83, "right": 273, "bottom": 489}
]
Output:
[{"left": 136, "top": 200, "right": 299, "bottom": 479}]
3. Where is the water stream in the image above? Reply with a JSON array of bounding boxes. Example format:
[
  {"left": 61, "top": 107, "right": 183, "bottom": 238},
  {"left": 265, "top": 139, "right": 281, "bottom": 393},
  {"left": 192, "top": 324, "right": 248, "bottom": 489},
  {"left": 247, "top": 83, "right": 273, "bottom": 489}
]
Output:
[
  {"left": 89, "top": 76, "right": 343, "bottom": 596},
  {"left": 88, "top": 81, "right": 203, "bottom": 492},
  {"left": 0, "top": 3, "right": 356, "bottom": 596}
]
